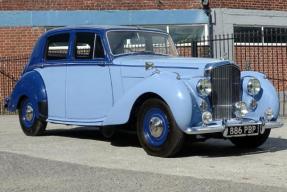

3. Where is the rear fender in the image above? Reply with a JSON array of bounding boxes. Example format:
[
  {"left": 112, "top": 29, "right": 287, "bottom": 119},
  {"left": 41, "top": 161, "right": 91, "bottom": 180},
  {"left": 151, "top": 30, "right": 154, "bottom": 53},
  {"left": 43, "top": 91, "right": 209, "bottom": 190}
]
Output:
[{"left": 7, "top": 70, "right": 47, "bottom": 119}]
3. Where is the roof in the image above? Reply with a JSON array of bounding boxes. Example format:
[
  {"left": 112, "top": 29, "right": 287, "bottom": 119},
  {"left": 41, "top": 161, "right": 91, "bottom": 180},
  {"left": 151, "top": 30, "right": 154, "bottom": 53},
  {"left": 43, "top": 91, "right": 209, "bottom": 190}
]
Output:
[{"left": 45, "top": 25, "right": 167, "bottom": 35}]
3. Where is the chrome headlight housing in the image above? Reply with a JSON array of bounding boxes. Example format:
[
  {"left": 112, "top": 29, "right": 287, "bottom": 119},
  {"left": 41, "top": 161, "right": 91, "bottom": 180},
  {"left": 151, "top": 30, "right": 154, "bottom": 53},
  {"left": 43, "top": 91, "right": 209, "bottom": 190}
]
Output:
[
  {"left": 247, "top": 78, "right": 261, "bottom": 96},
  {"left": 197, "top": 79, "right": 212, "bottom": 96}
]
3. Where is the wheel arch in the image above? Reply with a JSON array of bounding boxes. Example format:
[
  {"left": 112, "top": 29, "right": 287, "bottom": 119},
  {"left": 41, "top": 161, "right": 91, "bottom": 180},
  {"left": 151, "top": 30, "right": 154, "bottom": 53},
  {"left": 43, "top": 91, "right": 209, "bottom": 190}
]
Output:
[
  {"left": 7, "top": 70, "right": 48, "bottom": 119},
  {"left": 128, "top": 92, "right": 166, "bottom": 128}
]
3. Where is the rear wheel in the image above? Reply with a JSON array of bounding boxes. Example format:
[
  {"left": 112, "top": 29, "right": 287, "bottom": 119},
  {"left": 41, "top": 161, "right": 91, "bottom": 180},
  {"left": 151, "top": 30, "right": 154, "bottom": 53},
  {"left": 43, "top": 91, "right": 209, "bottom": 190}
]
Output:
[
  {"left": 18, "top": 97, "right": 47, "bottom": 136},
  {"left": 136, "top": 98, "right": 184, "bottom": 157},
  {"left": 229, "top": 129, "right": 271, "bottom": 148}
]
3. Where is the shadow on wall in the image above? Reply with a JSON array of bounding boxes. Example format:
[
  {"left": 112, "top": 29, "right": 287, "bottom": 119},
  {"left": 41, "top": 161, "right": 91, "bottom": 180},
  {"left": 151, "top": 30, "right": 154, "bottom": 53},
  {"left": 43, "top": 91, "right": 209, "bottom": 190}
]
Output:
[{"left": 44, "top": 127, "right": 287, "bottom": 158}]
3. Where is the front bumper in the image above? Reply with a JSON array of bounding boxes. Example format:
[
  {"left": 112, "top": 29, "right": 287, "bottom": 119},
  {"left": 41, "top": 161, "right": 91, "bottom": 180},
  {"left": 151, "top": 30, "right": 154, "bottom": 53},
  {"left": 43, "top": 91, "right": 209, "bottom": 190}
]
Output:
[{"left": 185, "top": 118, "right": 283, "bottom": 135}]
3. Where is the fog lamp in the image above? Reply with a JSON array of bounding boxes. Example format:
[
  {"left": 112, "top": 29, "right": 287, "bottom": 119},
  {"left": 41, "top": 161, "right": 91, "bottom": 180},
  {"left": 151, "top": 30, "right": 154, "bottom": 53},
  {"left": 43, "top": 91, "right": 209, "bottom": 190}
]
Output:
[
  {"left": 202, "top": 111, "right": 212, "bottom": 125},
  {"left": 265, "top": 108, "right": 273, "bottom": 121},
  {"left": 234, "top": 101, "right": 249, "bottom": 118}
]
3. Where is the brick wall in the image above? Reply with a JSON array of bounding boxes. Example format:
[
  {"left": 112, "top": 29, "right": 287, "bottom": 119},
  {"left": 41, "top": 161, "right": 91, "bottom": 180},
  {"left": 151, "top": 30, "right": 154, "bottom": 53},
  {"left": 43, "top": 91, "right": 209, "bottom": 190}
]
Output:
[
  {"left": 1, "top": 0, "right": 286, "bottom": 11},
  {"left": 235, "top": 45, "right": 287, "bottom": 91},
  {"left": 0, "top": 0, "right": 201, "bottom": 10},
  {"left": 0, "top": 27, "right": 45, "bottom": 57},
  {"left": 210, "top": 0, "right": 287, "bottom": 11}
]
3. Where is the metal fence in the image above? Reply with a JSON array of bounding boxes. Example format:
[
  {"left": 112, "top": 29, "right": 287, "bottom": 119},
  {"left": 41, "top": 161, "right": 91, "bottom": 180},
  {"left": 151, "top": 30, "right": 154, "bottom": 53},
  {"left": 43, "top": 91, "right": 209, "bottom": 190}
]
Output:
[
  {"left": 1, "top": 31, "right": 287, "bottom": 115},
  {"left": 0, "top": 55, "right": 29, "bottom": 114},
  {"left": 176, "top": 31, "right": 287, "bottom": 116}
]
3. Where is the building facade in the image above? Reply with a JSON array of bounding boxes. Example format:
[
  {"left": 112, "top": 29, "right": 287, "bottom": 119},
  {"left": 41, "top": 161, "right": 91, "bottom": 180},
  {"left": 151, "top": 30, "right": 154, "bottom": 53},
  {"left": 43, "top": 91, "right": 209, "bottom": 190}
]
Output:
[
  {"left": 0, "top": 0, "right": 286, "bottom": 57},
  {"left": 1, "top": 0, "right": 287, "bottom": 114}
]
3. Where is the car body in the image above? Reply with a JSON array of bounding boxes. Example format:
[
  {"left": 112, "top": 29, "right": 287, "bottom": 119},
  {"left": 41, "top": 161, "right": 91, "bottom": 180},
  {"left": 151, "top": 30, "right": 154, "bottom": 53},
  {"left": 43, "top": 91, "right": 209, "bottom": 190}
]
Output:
[{"left": 6, "top": 26, "right": 283, "bottom": 157}]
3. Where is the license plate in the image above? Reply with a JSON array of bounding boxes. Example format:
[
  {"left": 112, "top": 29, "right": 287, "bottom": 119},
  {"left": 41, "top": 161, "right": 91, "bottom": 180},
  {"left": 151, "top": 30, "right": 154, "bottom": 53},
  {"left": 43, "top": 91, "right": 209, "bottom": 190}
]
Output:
[{"left": 224, "top": 124, "right": 262, "bottom": 137}]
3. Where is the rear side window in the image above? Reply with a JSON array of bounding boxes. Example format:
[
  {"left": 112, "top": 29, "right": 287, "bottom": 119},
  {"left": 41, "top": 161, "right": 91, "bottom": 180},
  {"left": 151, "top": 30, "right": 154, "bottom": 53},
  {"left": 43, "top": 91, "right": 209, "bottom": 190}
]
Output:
[
  {"left": 46, "top": 33, "right": 70, "bottom": 60},
  {"left": 74, "top": 32, "right": 105, "bottom": 59}
]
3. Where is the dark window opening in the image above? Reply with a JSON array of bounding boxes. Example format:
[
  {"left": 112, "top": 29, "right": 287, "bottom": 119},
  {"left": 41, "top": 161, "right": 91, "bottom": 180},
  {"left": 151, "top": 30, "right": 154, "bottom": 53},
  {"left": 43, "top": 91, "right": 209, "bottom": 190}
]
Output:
[
  {"left": 264, "top": 27, "right": 287, "bottom": 43},
  {"left": 234, "top": 27, "right": 262, "bottom": 43},
  {"left": 234, "top": 26, "right": 287, "bottom": 44},
  {"left": 46, "top": 33, "right": 70, "bottom": 60}
]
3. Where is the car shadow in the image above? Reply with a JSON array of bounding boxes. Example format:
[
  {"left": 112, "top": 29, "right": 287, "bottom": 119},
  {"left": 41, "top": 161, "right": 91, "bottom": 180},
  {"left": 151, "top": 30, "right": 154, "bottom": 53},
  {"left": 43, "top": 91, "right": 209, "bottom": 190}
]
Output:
[
  {"left": 44, "top": 127, "right": 287, "bottom": 158},
  {"left": 178, "top": 136, "right": 287, "bottom": 158},
  {"left": 44, "top": 127, "right": 141, "bottom": 148}
]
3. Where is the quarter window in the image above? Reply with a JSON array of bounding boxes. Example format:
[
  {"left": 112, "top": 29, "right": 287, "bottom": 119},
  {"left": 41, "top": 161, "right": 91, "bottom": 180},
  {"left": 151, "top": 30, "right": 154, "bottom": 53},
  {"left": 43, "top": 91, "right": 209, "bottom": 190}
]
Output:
[{"left": 46, "top": 33, "right": 70, "bottom": 60}]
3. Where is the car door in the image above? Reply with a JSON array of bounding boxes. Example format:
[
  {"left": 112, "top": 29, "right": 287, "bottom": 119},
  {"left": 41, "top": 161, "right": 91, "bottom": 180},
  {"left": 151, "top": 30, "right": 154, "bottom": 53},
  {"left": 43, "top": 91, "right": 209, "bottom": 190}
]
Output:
[
  {"left": 66, "top": 31, "right": 113, "bottom": 121},
  {"left": 36, "top": 32, "right": 70, "bottom": 121}
]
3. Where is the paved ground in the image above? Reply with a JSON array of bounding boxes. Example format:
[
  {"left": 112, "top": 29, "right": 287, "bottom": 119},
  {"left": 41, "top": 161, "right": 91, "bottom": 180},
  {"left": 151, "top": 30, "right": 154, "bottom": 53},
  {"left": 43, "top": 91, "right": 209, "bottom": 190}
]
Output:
[{"left": 0, "top": 115, "right": 287, "bottom": 192}]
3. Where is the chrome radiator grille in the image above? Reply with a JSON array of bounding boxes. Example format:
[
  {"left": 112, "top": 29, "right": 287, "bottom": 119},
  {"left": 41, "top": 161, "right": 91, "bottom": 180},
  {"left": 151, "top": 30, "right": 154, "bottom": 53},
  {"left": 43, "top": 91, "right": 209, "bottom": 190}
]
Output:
[{"left": 210, "top": 64, "right": 241, "bottom": 119}]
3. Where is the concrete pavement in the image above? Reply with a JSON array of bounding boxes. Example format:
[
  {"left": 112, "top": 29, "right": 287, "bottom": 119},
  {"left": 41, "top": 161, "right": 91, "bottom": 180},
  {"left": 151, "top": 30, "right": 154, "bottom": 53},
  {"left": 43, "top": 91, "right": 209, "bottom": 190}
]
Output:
[{"left": 0, "top": 115, "right": 287, "bottom": 191}]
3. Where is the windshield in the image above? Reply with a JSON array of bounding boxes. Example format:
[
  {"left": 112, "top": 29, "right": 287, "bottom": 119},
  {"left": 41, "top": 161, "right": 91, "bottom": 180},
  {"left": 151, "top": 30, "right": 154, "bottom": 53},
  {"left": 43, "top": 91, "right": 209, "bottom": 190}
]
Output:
[{"left": 107, "top": 30, "right": 178, "bottom": 56}]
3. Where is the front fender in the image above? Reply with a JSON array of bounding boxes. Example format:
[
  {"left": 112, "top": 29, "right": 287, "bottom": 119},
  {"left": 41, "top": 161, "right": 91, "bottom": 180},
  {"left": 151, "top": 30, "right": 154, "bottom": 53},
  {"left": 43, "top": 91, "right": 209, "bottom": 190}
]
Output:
[
  {"left": 241, "top": 71, "right": 279, "bottom": 120},
  {"left": 103, "top": 72, "right": 192, "bottom": 130},
  {"left": 7, "top": 70, "right": 47, "bottom": 118}
]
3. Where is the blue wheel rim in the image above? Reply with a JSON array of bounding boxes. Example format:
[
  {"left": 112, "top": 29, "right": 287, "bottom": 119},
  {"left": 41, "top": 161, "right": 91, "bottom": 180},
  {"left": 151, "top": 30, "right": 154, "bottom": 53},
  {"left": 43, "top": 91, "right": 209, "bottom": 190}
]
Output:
[
  {"left": 143, "top": 108, "right": 169, "bottom": 147},
  {"left": 21, "top": 99, "right": 35, "bottom": 128}
]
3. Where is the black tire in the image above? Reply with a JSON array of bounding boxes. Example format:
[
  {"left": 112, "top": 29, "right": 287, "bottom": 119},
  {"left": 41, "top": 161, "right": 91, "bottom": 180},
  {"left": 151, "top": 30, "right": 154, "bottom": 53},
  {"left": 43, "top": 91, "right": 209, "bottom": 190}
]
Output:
[
  {"left": 229, "top": 129, "right": 271, "bottom": 148},
  {"left": 18, "top": 97, "right": 47, "bottom": 136},
  {"left": 136, "top": 98, "right": 185, "bottom": 157}
]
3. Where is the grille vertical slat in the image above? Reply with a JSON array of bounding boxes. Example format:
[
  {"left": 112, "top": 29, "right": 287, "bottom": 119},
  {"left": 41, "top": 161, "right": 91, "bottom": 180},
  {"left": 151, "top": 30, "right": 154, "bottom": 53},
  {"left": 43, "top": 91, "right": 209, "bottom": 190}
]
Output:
[{"left": 210, "top": 64, "right": 241, "bottom": 120}]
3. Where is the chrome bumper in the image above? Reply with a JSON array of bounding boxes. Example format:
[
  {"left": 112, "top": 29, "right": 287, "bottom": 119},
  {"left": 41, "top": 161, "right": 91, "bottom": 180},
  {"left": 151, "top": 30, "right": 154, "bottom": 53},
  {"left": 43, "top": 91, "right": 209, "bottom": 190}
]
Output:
[{"left": 184, "top": 119, "right": 283, "bottom": 135}]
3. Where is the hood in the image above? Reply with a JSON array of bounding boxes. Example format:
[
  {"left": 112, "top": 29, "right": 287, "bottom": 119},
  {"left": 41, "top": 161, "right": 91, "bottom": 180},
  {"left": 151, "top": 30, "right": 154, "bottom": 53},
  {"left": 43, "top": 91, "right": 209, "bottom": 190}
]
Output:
[{"left": 113, "top": 55, "right": 231, "bottom": 78}]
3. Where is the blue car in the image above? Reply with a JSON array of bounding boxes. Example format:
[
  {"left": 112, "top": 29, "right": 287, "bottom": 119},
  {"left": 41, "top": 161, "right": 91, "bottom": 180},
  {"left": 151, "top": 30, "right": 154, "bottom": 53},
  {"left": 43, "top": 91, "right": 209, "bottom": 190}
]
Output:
[{"left": 5, "top": 26, "right": 283, "bottom": 157}]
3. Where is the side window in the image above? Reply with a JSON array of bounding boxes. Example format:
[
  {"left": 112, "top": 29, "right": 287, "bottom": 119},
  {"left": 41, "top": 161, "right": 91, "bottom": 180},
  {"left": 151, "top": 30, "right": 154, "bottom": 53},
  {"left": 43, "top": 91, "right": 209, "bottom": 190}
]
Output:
[
  {"left": 75, "top": 32, "right": 94, "bottom": 59},
  {"left": 46, "top": 33, "right": 70, "bottom": 60},
  {"left": 74, "top": 32, "right": 105, "bottom": 59}
]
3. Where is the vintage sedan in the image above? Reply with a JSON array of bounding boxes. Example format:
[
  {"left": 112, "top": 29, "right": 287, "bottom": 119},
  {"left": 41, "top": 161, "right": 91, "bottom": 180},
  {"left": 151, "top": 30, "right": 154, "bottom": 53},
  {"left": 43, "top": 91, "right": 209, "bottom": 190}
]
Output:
[{"left": 5, "top": 26, "right": 283, "bottom": 157}]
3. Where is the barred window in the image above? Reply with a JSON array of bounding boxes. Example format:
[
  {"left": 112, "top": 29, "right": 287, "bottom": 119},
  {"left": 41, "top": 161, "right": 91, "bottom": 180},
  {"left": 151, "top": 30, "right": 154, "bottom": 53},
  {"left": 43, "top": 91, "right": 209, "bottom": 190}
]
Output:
[
  {"left": 234, "top": 27, "right": 262, "bottom": 43},
  {"left": 234, "top": 26, "right": 287, "bottom": 44},
  {"left": 46, "top": 33, "right": 70, "bottom": 60},
  {"left": 264, "top": 27, "right": 287, "bottom": 43}
]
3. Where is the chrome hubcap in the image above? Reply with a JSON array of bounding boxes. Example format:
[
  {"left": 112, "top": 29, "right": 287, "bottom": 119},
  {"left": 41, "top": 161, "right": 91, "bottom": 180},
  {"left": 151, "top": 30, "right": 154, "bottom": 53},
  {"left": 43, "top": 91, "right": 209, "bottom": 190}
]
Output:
[
  {"left": 149, "top": 117, "right": 164, "bottom": 138},
  {"left": 25, "top": 105, "right": 34, "bottom": 121}
]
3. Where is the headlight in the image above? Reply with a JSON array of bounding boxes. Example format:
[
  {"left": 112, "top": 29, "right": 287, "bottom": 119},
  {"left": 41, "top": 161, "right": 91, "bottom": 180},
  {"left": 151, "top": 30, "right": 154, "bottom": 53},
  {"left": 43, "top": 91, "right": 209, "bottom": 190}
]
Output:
[
  {"left": 197, "top": 79, "right": 212, "bottom": 96},
  {"left": 247, "top": 78, "right": 261, "bottom": 96}
]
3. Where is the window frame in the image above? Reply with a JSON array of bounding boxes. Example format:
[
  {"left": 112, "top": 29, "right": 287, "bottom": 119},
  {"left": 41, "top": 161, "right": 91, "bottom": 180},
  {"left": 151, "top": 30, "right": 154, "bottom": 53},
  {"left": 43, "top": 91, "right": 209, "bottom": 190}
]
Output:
[
  {"left": 72, "top": 31, "right": 106, "bottom": 61},
  {"left": 234, "top": 25, "right": 287, "bottom": 46},
  {"left": 44, "top": 32, "right": 71, "bottom": 61},
  {"left": 106, "top": 29, "right": 178, "bottom": 57}
]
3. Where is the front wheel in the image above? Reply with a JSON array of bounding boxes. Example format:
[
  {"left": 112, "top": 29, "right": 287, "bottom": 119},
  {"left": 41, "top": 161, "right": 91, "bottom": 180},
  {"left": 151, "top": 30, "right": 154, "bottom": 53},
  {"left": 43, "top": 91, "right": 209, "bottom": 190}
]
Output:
[
  {"left": 18, "top": 97, "right": 47, "bottom": 136},
  {"left": 229, "top": 129, "right": 271, "bottom": 148},
  {"left": 136, "top": 98, "right": 185, "bottom": 157}
]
